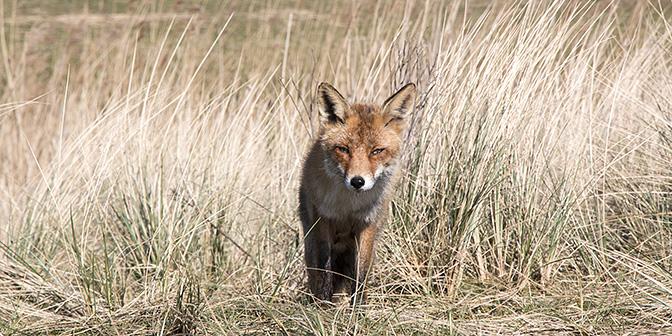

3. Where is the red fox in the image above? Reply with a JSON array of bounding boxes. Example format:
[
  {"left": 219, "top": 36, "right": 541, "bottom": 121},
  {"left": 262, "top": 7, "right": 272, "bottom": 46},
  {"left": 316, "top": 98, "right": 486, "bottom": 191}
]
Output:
[{"left": 298, "top": 82, "right": 416, "bottom": 304}]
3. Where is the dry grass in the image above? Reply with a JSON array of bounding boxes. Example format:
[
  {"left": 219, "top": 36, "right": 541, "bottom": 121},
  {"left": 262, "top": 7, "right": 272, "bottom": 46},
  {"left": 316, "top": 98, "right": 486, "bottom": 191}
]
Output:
[{"left": 1, "top": 0, "right": 672, "bottom": 334}]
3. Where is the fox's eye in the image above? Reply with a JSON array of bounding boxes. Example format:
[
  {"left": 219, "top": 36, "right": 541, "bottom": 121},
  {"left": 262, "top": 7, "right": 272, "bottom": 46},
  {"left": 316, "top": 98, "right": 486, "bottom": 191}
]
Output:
[
  {"left": 371, "top": 148, "right": 385, "bottom": 156},
  {"left": 335, "top": 146, "right": 349, "bottom": 154}
]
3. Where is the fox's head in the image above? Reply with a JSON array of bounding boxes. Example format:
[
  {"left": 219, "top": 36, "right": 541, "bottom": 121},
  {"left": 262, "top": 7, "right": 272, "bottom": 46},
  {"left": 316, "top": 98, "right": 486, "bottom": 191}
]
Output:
[{"left": 316, "top": 82, "right": 416, "bottom": 192}]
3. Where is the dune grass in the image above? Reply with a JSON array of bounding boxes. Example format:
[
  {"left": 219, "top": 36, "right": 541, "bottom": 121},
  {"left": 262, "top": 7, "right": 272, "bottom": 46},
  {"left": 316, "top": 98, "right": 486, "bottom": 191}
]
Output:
[{"left": 1, "top": 0, "right": 672, "bottom": 334}]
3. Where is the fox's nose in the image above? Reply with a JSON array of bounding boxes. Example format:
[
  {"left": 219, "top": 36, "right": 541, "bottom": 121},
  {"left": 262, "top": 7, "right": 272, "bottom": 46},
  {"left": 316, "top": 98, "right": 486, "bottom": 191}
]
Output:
[{"left": 350, "top": 176, "right": 365, "bottom": 189}]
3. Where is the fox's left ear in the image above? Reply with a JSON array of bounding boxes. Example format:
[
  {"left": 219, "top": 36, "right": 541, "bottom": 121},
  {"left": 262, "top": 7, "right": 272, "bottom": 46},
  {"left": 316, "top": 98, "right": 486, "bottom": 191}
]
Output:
[{"left": 382, "top": 83, "right": 416, "bottom": 125}]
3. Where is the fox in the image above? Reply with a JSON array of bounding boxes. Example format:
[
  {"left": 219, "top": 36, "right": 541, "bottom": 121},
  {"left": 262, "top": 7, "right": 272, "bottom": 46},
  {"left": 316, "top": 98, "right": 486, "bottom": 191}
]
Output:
[{"left": 298, "top": 82, "right": 416, "bottom": 305}]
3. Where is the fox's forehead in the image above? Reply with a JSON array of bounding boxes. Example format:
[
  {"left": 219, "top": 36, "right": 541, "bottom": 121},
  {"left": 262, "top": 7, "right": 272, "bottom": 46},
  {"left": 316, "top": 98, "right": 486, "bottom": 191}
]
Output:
[
  {"left": 345, "top": 104, "right": 386, "bottom": 139},
  {"left": 350, "top": 103, "right": 379, "bottom": 117},
  {"left": 322, "top": 103, "right": 399, "bottom": 148}
]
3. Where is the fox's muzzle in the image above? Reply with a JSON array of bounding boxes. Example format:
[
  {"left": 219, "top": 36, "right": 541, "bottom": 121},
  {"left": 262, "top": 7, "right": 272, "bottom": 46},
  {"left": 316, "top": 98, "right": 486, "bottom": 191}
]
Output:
[
  {"left": 350, "top": 176, "right": 365, "bottom": 189},
  {"left": 345, "top": 174, "right": 375, "bottom": 191}
]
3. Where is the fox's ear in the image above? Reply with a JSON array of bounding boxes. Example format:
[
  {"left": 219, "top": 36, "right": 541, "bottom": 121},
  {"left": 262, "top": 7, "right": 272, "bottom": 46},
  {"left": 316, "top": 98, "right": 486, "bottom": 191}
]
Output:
[
  {"left": 317, "top": 82, "right": 349, "bottom": 125},
  {"left": 382, "top": 83, "right": 416, "bottom": 124}
]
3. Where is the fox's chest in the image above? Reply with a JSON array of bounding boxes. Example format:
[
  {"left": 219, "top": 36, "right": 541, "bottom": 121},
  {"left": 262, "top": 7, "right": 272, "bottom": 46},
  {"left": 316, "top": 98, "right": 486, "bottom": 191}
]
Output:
[{"left": 316, "top": 186, "right": 384, "bottom": 223}]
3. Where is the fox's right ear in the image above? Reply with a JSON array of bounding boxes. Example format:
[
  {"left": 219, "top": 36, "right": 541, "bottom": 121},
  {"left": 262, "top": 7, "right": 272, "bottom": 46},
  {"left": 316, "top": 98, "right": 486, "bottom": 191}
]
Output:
[
  {"left": 317, "top": 82, "right": 349, "bottom": 125},
  {"left": 382, "top": 83, "right": 416, "bottom": 123}
]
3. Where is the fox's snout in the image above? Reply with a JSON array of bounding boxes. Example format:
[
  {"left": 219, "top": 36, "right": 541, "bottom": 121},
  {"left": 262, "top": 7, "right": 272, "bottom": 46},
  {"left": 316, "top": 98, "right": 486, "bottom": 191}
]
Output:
[
  {"left": 346, "top": 174, "right": 374, "bottom": 191},
  {"left": 349, "top": 176, "right": 365, "bottom": 189},
  {"left": 342, "top": 150, "right": 379, "bottom": 191}
]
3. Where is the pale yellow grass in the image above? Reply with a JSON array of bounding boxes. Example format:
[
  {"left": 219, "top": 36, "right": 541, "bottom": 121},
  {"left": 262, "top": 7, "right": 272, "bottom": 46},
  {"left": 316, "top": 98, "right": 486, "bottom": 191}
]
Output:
[{"left": 1, "top": 0, "right": 671, "bottom": 334}]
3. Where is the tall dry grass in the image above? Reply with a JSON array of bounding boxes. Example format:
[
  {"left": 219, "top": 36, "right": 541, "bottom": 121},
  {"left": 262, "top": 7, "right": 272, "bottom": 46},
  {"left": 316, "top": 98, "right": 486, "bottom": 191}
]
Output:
[{"left": 1, "top": 0, "right": 671, "bottom": 334}]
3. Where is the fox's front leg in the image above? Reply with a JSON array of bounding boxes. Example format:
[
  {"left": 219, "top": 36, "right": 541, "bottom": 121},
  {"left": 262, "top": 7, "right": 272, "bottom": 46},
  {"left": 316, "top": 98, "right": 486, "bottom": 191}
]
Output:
[
  {"left": 304, "top": 220, "right": 334, "bottom": 302},
  {"left": 351, "top": 223, "right": 378, "bottom": 305}
]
